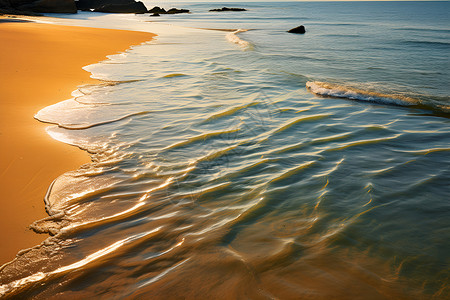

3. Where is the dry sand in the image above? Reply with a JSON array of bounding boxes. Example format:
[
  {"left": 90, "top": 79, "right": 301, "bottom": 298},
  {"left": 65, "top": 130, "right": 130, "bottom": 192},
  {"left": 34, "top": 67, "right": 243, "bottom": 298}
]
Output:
[{"left": 0, "top": 19, "right": 155, "bottom": 265}]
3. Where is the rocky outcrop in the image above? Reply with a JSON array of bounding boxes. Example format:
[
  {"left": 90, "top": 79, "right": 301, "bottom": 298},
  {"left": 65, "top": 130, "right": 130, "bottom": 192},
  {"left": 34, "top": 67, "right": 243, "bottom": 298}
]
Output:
[
  {"left": 93, "top": 0, "right": 146, "bottom": 13},
  {"left": 75, "top": 0, "right": 105, "bottom": 10},
  {"left": 288, "top": 25, "right": 306, "bottom": 34},
  {"left": 74, "top": 0, "right": 90, "bottom": 10},
  {"left": 0, "top": 0, "right": 38, "bottom": 15},
  {"left": 0, "top": 8, "right": 42, "bottom": 15},
  {"left": 21, "top": 0, "right": 76, "bottom": 12},
  {"left": 148, "top": 6, "right": 165, "bottom": 14},
  {"left": 1, "top": 0, "right": 76, "bottom": 14},
  {"left": 76, "top": 0, "right": 147, "bottom": 13},
  {"left": 166, "top": 8, "right": 189, "bottom": 14},
  {"left": 209, "top": 7, "right": 246, "bottom": 12},
  {"left": 0, "top": 0, "right": 12, "bottom": 9},
  {"left": 147, "top": 6, "right": 189, "bottom": 15}
]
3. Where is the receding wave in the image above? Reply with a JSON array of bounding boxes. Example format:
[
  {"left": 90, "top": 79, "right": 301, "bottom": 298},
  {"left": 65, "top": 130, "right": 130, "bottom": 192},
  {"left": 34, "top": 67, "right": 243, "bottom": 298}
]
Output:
[
  {"left": 306, "top": 81, "right": 419, "bottom": 106},
  {"left": 36, "top": 110, "right": 151, "bottom": 130}
]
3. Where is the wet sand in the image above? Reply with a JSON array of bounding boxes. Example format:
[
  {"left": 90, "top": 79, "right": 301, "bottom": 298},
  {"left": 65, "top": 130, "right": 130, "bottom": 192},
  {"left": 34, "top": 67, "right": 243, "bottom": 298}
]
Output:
[{"left": 0, "top": 19, "right": 155, "bottom": 265}]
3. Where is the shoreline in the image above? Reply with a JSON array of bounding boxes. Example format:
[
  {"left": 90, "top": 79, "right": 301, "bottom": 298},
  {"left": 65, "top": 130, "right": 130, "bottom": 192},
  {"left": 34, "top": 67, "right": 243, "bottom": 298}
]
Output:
[{"left": 0, "top": 19, "right": 155, "bottom": 265}]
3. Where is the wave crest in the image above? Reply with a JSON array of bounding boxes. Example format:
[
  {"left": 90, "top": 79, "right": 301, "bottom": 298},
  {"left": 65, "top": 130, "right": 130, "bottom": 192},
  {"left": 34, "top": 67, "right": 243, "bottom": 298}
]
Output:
[
  {"left": 226, "top": 29, "right": 253, "bottom": 50},
  {"left": 306, "top": 81, "right": 419, "bottom": 106}
]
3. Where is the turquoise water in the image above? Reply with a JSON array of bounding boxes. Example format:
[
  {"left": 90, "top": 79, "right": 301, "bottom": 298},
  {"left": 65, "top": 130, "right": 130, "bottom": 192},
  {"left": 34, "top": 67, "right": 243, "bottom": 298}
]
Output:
[{"left": 1, "top": 2, "right": 449, "bottom": 298}]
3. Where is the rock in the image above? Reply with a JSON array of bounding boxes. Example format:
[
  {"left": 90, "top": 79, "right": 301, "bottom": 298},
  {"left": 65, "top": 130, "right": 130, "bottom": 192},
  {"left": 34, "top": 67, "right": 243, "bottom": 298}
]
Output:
[
  {"left": 20, "top": 0, "right": 77, "bottom": 13},
  {"left": 92, "top": 0, "right": 146, "bottom": 13},
  {"left": 75, "top": 0, "right": 110, "bottom": 11},
  {"left": 0, "top": 7, "right": 43, "bottom": 15},
  {"left": 209, "top": 7, "right": 246, "bottom": 12},
  {"left": 288, "top": 25, "right": 306, "bottom": 34},
  {"left": 147, "top": 6, "right": 189, "bottom": 15},
  {"left": 165, "top": 8, "right": 189, "bottom": 14},
  {"left": 93, "top": 1, "right": 146, "bottom": 13},
  {"left": 1, "top": 0, "right": 76, "bottom": 14},
  {"left": 77, "top": 0, "right": 147, "bottom": 13},
  {"left": 0, "top": 0, "right": 11, "bottom": 8},
  {"left": 150, "top": 12, "right": 159, "bottom": 16},
  {"left": 148, "top": 6, "right": 165, "bottom": 14},
  {"left": 74, "top": 0, "right": 93, "bottom": 10}
]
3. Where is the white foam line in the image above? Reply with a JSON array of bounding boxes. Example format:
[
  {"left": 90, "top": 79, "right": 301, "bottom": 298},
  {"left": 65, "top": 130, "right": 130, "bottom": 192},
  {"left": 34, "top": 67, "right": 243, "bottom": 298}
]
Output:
[
  {"left": 226, "top": 29, "right": 253, "bottom": 50},
  {"left": 306, "top": 81, "right": 417, "bottom": 106}
]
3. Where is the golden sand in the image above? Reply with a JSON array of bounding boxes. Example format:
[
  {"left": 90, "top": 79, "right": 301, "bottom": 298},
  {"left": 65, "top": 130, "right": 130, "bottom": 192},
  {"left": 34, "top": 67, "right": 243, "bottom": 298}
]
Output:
[{"left": 0, "top": 20, "right": 155, "bottom": 265}]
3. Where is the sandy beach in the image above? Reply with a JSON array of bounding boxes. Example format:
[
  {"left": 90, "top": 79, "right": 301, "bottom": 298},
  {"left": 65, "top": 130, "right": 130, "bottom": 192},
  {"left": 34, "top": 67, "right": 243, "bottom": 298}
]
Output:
[{"left": 0, "top": 19, "right": 155, "bottom": 265}]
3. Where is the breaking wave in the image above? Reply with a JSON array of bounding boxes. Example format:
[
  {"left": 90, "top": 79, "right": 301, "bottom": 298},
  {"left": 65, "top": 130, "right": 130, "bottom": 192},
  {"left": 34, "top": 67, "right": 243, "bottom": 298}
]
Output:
[
  {"left": 226, "top": 29, "right": 253, "bottom": 50},
  {"left": 306, "top": 81, "right": 419, "bottom": 106},
  {"left": 306, "top": 81, "right": 450, "bottom": 114}
]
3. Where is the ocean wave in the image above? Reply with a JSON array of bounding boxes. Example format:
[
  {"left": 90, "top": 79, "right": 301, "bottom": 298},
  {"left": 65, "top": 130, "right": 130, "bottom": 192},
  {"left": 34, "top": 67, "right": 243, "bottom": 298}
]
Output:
[
  {"left": 402, "top": 40, "right": 450, "bottom": 48},
  {"left": 306, "top": 81, "right": 450, "bottom": 114},
  {"left": 394, "top": 27, "right": 450, "bottom": 34},
  {"left": 162, "top": 73, "right": 188, "bottom": 78},
  {"left": 321, "top": 34, "right": 362, "bottom": 38},
  {"left": 306, "top": 81, "right": 419, "bottom": 107},
  {"left": 196, "top": 27, "right": 238, "bottom": 32},
  {"left": 226, "top": 29, "right": 253, "bottom": 50},
  {"left": 306, "top": 22, "right": 366, "bottom": 27}
]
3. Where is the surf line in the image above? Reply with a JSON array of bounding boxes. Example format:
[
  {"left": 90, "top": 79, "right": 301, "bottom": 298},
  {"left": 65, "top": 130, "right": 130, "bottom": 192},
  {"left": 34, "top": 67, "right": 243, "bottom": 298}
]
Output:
[
  {"left": 226, "top": 29, "right": 253, "bottom": 50},
  {"left": 306, "top": 81, "right": 418, "bottom": 107}
]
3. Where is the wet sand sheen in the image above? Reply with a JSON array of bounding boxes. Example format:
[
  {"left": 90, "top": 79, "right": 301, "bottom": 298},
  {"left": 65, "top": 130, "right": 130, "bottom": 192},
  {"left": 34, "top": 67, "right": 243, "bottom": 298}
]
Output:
[{"left": 0, "top": 20, "right": 155, "bottom": 265}]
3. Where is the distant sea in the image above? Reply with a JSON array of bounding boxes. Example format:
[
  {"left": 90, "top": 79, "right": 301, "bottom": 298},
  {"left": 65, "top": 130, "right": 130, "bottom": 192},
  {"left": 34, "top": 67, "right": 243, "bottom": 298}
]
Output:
[{"left": 1, "top": 2, "right": 449, "bottom": 298}]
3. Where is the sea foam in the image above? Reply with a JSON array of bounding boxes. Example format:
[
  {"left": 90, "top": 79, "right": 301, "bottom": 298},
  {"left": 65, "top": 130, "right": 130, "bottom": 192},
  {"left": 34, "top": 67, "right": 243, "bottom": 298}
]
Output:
[
  {"left": 306, "top": 81, "right": 419, "bottom": 106},
  {"left": 226, "top": 29, "right": 253, "bottom": 50}
]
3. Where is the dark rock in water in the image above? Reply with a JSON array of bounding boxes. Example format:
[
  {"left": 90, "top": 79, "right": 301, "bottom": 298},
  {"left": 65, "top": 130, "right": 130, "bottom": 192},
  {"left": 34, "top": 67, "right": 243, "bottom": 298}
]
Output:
[
  {"left": 148, "top": 6, "right": 165, "bottom": 14},
  {"left": 166, "top": 8, "right": 189, "bottom": 14},
  {"left": 147, "top": 6, "right": 188, "bottom": 15},
  {"left": 1, "top": 0, "right": 76, "bottom": 14},
  {"left": 209, "top": 7, "right": 246, "bottom": 12},
  {"left": 288, "top": 25, "right": 306, "bottom": 34},
  {"left": 150, "top": 12, "right": 159, "bottom": 17}
]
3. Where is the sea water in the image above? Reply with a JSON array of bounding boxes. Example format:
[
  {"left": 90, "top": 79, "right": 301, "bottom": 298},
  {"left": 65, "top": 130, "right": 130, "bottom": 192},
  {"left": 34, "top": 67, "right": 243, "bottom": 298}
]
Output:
[{"left": 1, "top": 1, "right": 449, "bottom": 298}]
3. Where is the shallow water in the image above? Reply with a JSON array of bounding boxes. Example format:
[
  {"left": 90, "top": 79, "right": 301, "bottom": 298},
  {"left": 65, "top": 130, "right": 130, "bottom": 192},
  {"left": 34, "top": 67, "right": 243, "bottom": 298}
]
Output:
[{"left": 1, "top": 1, "right": 449, "bottom": 299}]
